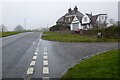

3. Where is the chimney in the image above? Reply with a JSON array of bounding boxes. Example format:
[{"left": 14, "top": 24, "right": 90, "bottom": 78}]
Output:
[
  {"left": 74, "top": 6, "right": 78, "bottom": 12},
  {"left": 91, "top": 12, "right": 92, "bottom": 16},
  {"left": 68, "top": 8, "right": 72, "bottom": 13}
]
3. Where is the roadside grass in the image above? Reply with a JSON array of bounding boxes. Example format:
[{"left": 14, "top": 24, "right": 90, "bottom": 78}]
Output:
[
  {"left": 61, "top": 49, "right": 119, "bottom": 79},
  {"left": 0, "top": 32, "right": 23, "bottom": 37},
  {"left": 42, "top": 31, "right": 118, "bottom": 42}
]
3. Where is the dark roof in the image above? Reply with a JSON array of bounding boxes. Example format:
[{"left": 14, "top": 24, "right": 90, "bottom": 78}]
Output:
[
  {"left": 57, "top": 16, "right": 65, "bottom": 23},
  {"left": 56, "top": 6, "right": 103, "bottom": 26},
  {"left": 56, "top": 6, "right": 84, "bottom": 23},
  {"left": 98, "top": 14, "right": 107, "bottom": 15},
  {"left": 91, "top": 15, "right": 99, "bottom": 24},
  {"left": 75, "top": 11, "right": 84, "bottom": 20},
  {"left": 86, "top": 13, "right": 92, "bottom": 18}
]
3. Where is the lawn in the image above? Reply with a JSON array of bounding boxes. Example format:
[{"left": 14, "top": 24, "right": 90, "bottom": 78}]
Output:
[
  {"left": 61, "top": 49, "right": 119, "bottom": 79},
  {"left": 42, "top": 31, "right": 118, "bottom": 42},
  {"left": 0, "top": 32, "right": 23, "bottom": 37}
]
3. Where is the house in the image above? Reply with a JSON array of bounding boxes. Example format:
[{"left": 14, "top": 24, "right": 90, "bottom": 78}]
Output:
[{"left": 56, "top": 6, "right": 109, "bottom": 31}]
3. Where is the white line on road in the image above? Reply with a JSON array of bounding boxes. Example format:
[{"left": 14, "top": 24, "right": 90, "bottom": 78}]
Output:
[
  {"left": 43, "top": 47, "right": 49, "bottom": 79},
  {"left": 32, "top": 41, "right": 36, "bottom": 44},
  {"left": 44, "top": 52, "right": 47, "bottom": 55},
  {"left": 25, "top": 33, "right": 43, "bottom": 80},
  {"left": 27, "top": 67, "right": 34, "bottom": 75},
  {"left": 43, "top": 67, "right": 49, "bottom": 74},
  {"left": 39, "top": 39, "right": 42, "bottom": 42},
  {"left": 42, "top": 77, "right": 49, "bottom": 80},
  {"left": 43, "top": 77, "right": 49, "bottom": 78},
  {"left": 36, "top": 49, "right": 39, "bottom": 52},
  {"left": 34, "top": 52, "right": 38, "bottom": 55},
  {"left": 43, "top": 60, "right": 48, "bottom": 66},
  {"left": 44, "top": 47, "right": 47, "bottom": 51},
  {"left": 33, "top": 56, "right": 37, "bottom": 60},
  {"left": 43, "top": 56, "right": 48, "bottom": 60},
  {"left": 30, "top": 61, "right": 36, "bottom": 66},
  {"left": 36, "top": 47, "right": 39, "bottom": 50}
]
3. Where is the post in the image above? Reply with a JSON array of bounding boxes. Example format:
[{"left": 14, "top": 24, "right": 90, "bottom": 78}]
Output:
[{"left": 24, "top": 18, "right": 26, "bottom": 30}]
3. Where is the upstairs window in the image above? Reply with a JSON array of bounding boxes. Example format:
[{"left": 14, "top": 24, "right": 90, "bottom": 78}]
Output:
[
  {"left": 73, "top": 23, "right": 79, "bottom": 30},
  {"left": 102, "top": 16, "right": 104, "bottom": 20},
  {"left": 84, "top": 17, "right": 87, "bottom": 22},
  {"left": 68, "top": 18, "right": 71, "bottom": 22}
]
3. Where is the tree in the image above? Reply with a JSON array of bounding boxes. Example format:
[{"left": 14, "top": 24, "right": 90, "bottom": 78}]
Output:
[
  {"left": 14, "top": 25, "right": 24, "bottom": 31},
  {"left": 0, "top": 24, "right": 8, "bottom": 32}
]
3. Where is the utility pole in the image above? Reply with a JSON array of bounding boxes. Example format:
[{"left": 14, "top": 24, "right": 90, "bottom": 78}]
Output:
[
  {"left": 47, "top": 25, "right": 48, "bottom": 29},
  {"left": 24, "top": 18, "right": 26, "bottom": 30}
]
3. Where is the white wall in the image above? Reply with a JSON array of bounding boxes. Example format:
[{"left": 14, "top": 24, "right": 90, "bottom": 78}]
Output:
[
  {"left": 82, "top": 15, "right": 91, "bottom": 24},
  {"left": 70, "top": 16, "right": 80, "bottom": 30},
  {"left": 79, "top": 23, "right": 82, "bottom": 29}
]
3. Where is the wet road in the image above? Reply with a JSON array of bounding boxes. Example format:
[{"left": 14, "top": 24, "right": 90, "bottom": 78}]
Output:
[{"left": 2, "top": 32, "right": 118, "bottom": 79}]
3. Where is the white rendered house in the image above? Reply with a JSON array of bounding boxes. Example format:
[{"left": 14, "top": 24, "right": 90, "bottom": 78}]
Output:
[{"left": 56, "top": 6, "right": 110, "bottom": 31}]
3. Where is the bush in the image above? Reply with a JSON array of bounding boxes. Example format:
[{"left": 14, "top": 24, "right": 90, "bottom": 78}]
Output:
[
  {"left": 50, "top": 25, "right": 63, "bottom": 31},
  {"left": 81, "top": 26, "right": 120, "bottom": 39},
  {"left": 103, "top": 26, "right": 120, "bottom": 38}
]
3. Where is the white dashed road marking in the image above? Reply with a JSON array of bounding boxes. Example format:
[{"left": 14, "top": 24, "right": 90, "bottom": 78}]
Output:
[
  {"left": 43, "top": 47, "right": 50, "bottom": 80},
  {"left": 33, "top": 56, "right": 37, "bottom": 60},
  {"left": 27, "top": 67, "right": 34, "bottom": 75},
  {"left": 30, "top": 61, "right": 36, "bottom": 66},
  {"left": 43, "top": 56, "right": 48, "bottom": 59},
  {"left": 43, "top": 60, "right": 48, "bottom": 66},
  {"left": 43, "top": 77, "right": 49, "bottom": 78},
  {"left": 36, "top": 47, "right": 39, "bottom": 50},
  {"left": 25, "top": 33, "right": 42, "bottom": 80},
  {"left": 44, "top": 52, "right": 47, "bottom": 55},
  {"left": 42, "top": 77, "right": 49, "bottom": 80},
  {"left": 34, "top": 52, "right": 38, "bottom": 55},
  {"left": 43, "top": 67, "right": 49, "bottom": 74},
  {"left": 36, "top": 49, "right": 39, "bottom": 52},
  {"left": 44, "top": 47, "right": 47, "bottom": 51}
]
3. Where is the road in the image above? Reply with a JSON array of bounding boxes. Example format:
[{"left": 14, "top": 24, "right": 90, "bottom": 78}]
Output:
[{"left": 2, "top": 32, "right": 118, "bottom": 80}]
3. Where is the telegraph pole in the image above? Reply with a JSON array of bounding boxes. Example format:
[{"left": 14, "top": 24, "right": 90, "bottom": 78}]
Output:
[{"left": 24, "top": 18, "right": 26, "bottom": 30}]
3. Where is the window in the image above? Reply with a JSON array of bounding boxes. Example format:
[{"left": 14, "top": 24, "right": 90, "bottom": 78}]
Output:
[
  {"left": 68, "top": 18, "right": 71, "bottom": 22},
  {"left": 84, "top": 17, "right": 87, "bottom": 22},
  {"left": 73, "top": 23, "right": 79, "bottom": 30},
  {"left": 102, "top": 16, "right": 104, "bottom": 20}
]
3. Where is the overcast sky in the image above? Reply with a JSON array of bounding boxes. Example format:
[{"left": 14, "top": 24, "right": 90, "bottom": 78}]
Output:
[{"left": 1, "top": 0, "right": 119, "bottom": 31}]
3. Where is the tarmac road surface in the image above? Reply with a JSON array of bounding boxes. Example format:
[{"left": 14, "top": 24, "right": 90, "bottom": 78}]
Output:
[{"left": 1, "top": 32, "right": 118, "bottom": 79}]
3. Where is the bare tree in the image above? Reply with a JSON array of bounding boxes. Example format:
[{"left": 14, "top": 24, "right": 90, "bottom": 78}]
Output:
[
  {"left": 0, "top": 24, "right": 8, "bottom": 32},
  {"left": 14, "top": 25, "right": 24, "bottom": 31}
]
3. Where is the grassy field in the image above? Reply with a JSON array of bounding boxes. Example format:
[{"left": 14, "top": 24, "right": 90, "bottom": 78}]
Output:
[
  {"left": 61, "top": 49, "right": 119, "bottom": 79},
  {"left": 42, "top": 31, "right": 118, "bottom": 42},
  {"left": 0, "top": 32, "right": 23, "bottom": 37}
]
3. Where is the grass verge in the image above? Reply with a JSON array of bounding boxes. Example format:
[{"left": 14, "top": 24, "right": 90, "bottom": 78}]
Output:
[
  {"left": 61, "top": 49, "right": 119, "bottom": 79},
  {"left": 42, "top": 31, "right": 118, "bottom": 42},
  {"left": 0, "top": 31, "right": 24, "bottom": 37}
]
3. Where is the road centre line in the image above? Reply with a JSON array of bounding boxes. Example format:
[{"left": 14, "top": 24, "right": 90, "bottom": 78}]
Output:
[
  {"left": 44, "top": 52, "right": 47, "bottom": 55},
  {"left": 42, "top": 47, "right": 50, "bottom": 79},
  {"left": 43, "top": 60, "right": 48, "bottom": 66},
  {"left": 43, "top": 56, "right": 48, "bottom": 59},
  {"left": 42, "top": 77, "right": 49, "bottom": 80},
  {"left": 43, "top": 77, "right": 49, "bottom": 78},
  {"left": 25, "top": 33, "right": 43, "bottom": 80},
  {"left": 43, "top": 67, "right": 49, "bottom": 74},
  {"left": 33, "top": 56, "right": 37, "bottom": 60},
  {"left": 36, "top": 47, "right": 39, "bottom": 50},
  {"left": 44, "top": 47, "right": 47, "bottom": 51},
  {"left": 27, "top": 67, "right": 34, "bottom": 75},
  {"left": 34, "top": 52, "right": 38, "bottom": 55},
  {"left": 30, "top": 61, "right": 36, "bottom": 66},
  {"left": 36, "top": 49, "right": 39, "bottom": 52}
]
